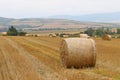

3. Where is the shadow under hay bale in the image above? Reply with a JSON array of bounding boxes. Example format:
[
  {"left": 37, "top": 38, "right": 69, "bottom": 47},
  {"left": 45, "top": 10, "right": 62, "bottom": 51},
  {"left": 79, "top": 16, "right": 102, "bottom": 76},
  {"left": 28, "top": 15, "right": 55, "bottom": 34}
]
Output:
[
  {"left": 102, "top": 34, "right": 111, "bottom": 41},
  {"left": 60, "top": 38, "right": 96, "bottom": 68}
]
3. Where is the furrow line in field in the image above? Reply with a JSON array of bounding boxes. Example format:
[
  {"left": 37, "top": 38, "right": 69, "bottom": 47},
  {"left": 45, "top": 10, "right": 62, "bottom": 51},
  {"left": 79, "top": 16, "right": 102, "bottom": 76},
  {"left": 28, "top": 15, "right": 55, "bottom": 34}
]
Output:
[
  {"left": 0, "top": 45, "right": 14, "bottom": 80},
  {"left": 4, "top": 37, "right": 66, "bottom": 80},
  {"left": 25, "top": 37, "right": 59, "bottom": 51},
  {"left": 11, "top": 37, "right": 59, "bottom": 61},
  {"left": 26, "top": 37, "right": 60, "bottom": 51},
  {"left": 0, "top": 37, "right": 43, "bottom": 80},
  {"left": 12, "top": 39, "right": 63, "bottom": 75},
  {"left": 22, "top": 38, "right": 59, "bottom": 55}
]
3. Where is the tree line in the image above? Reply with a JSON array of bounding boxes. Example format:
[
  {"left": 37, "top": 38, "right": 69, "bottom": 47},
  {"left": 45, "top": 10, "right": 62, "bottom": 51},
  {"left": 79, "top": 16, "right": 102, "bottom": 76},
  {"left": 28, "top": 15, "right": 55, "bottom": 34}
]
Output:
[
  {"left": 84, "top": 28, "right": 120, "bottom": 37},
  {"left": 7, "top": 26, "right": 26, "bottom": 36}
]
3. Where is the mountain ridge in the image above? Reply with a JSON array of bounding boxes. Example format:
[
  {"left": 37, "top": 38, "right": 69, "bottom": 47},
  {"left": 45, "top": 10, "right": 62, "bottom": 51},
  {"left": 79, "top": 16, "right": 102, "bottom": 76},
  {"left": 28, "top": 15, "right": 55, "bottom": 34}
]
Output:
[{"left": 50, "top": 12, "right": 120, "bottom": 22}]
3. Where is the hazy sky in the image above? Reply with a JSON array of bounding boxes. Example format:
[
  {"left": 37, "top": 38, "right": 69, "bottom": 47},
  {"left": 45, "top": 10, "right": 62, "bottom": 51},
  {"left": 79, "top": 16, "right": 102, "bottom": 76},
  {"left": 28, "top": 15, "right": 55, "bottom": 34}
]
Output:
[{"left": 0, "top": 0, "right": 120, "bottom": 18}]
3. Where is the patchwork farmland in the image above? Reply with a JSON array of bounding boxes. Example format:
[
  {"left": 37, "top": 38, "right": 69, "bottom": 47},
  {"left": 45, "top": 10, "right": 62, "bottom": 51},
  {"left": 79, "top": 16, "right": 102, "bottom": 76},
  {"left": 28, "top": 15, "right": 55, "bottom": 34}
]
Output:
[{"left": 0, "top": 36, "right": 120, "bottom": 80}]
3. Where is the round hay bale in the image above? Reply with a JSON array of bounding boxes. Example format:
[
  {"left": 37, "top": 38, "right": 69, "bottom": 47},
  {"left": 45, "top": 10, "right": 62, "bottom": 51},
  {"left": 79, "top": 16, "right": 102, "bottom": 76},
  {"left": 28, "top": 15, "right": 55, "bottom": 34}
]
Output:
[
  {"left": 63, "top": 35, "right": 69, "bottom": 38},
  {"left": 2, "top": 32, "right": 7, "bottom": 36},
  {"left": 114, "top": 36, "right": 118, "bottom": 38},
  {"left": 25, "top": 34, "right": 33, "bottom": 37},
  {"left": 79, "top": 34, "right": 90, "bottom": 38},
  {"left": 102, "top": 34, "right": 111, "bottom": 40},
  {"left": 36, "top": 34, "right": 41, "bottom": 37},
  {"left": 49, "top": 33, "right": 56, "bottom": 37},
  {"left": 60, "top": 38, "right": 96, "bottom": 68}
]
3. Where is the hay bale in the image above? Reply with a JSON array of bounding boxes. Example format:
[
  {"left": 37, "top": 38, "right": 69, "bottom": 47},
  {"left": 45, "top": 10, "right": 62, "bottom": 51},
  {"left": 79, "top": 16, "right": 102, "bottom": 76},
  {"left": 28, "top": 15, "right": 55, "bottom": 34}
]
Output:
[
  {"left": 63, "top": 35, "right": 69, "bottom": 38},
  {"left": 115, "top": 36, "right": 118, "bottom": 38},
  {"left": 25, "top": 34, "right": 33, "bottom": 37},
  {"left": 2, "top": 32, "right": 7, "bottom": 36},
  {"left": 79, "top": 34, "right": 90, "bottom": 38},
  {"left": 102, "top": 34, "right": 111, "bottom": 40},
  {"left": 94, "top": 36, "right": 97, "bottom": 38},
  {"left": 49, "top": 33, "right": 56, "bottom": 37},
  {"left": 36, "top": 34, "right": 41, "bottom": 37},
  {"left": 60, "top": 38, "right": 96, "bottom": 68}
]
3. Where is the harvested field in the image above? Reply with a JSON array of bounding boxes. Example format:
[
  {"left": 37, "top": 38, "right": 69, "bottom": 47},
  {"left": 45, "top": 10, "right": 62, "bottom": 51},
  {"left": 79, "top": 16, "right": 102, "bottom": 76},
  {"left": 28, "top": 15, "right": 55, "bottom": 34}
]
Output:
[{"left": 0, "top": 36, "right": 120, "bottom": 80}]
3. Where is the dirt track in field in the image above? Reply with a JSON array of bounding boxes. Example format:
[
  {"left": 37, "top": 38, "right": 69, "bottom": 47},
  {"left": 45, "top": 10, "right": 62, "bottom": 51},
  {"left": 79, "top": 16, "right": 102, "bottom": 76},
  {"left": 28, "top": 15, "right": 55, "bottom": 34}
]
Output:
[{"left": 0, "top": 36, "right": 119, "bottom": 80}]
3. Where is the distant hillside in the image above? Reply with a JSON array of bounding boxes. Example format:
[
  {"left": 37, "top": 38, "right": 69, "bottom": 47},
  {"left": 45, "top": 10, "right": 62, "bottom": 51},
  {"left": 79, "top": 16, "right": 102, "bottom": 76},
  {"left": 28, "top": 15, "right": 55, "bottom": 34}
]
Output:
[
  {"left": 0, "top": 16, "right": 120, "bottom": 32},
  {"left": 51, "top": 12, "right": 120, "bottom": 22},
  {"left": 0, "top": 17, "right": 14, "bottom": 25}
]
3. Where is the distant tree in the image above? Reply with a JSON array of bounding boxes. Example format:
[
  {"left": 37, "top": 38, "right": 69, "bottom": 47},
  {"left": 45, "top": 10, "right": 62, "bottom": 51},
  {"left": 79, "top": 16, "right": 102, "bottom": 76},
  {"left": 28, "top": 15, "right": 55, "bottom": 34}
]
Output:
[
  {"left": 59, "top": 33, "right": 67, "bottom": 37},
  {"left": 18, "top": 32, "right": 27, "bottom": 36},
  {"left": 95, "top": 28, "right": 106, "bottom": 37},
  {"left": 84, "top": 28, "right": 94, "bottom": 36},
  {"left": 104, "top": 28, "right": 109, "bottom": 34},
  {"left": 55, "top": 33, "right": 60, "bottom": 36},
  {"left": 7, "top": 26, "right": 18, "bottom": 36},
  {"left": 84, "top": 28, "right": 110, "bottom": 37},
  {"left": 117, "top": 29, "right": 120, "bottom": 34}
]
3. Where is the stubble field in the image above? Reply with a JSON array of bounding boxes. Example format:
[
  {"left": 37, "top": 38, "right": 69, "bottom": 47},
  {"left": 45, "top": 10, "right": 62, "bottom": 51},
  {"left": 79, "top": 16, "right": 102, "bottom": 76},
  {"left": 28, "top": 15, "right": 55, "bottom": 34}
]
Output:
[{"left": 0, "top": 36, "right": 120, "bottom": 80}]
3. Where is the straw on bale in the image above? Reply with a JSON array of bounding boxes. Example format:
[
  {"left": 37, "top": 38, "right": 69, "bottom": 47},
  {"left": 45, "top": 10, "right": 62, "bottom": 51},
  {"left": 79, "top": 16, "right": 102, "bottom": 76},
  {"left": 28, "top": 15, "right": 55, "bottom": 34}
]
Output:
[
  {"left": 102, "top": 34, "right": 111, "bottom": 40},
  {"left": 80, "top": 34, "right": 90, "bottom": 38},
  {"left": 60, "top": 38, "right": 96, "bottom": 68}
]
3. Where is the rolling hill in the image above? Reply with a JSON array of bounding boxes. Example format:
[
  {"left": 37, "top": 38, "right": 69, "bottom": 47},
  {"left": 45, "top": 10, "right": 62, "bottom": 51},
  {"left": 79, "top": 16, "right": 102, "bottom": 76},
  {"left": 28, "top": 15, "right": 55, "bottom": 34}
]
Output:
[{"left": 0, "top": 15, "right": 120, "bottom": 32}]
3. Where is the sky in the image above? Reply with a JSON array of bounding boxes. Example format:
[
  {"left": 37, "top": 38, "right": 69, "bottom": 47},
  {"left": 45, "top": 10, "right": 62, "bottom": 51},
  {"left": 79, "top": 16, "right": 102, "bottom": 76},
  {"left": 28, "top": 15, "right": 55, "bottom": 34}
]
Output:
[{"left": 0, "top": 0, "right": 120, "bottom": 18}]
